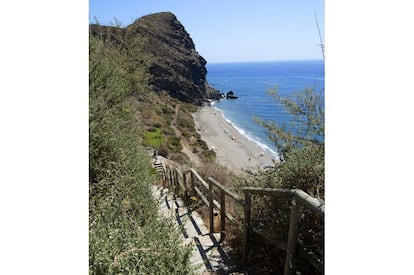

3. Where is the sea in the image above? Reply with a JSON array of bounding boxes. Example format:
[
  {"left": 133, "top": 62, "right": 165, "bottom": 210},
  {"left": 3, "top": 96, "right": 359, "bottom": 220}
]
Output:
[{"left": 206, "top": 60, "right": 325, "bottom": 159}]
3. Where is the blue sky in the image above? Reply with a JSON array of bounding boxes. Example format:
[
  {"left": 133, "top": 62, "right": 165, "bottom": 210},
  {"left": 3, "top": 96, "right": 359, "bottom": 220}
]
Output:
[{"left": 89, "top": 0, "right": 324, "bottom": 63}]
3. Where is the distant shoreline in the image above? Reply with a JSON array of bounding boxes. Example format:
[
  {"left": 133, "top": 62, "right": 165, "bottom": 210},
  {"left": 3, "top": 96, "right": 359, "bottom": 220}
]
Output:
[{"left": 193, "top": 105, "right": 278, "bottom": 174}]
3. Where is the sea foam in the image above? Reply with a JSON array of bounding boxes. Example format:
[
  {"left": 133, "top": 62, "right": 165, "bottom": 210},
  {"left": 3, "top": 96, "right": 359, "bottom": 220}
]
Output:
[{"left": 213, "top": 106, "right": 280, "bottom": 161}]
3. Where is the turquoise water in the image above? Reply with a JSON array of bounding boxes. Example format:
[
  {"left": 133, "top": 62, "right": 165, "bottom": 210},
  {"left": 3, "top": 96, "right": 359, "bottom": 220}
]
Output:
[{"left": 206, "top": 60, "right": 325, "bottom": 158}]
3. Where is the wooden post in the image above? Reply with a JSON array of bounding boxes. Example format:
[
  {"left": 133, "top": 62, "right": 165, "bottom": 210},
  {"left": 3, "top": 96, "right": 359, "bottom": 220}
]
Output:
[
  {"left": 174, "top": 168, "right": 179, "bottom": 195},
  {"left": 163, "top": 171, "right": 167, "bottom": 187},
  {"left": 208, "top": 179, "right": 214, "bottom": 233},
  {"left": 165, "top": 167, "right": 170, "bottom": 188},
  {"left": 169, "top": 167, "right": 173, "bottom": 187},
  {"left": 190, "top": 170, "right": 195, "bottom": 197},
  {"left": 284, "top": 199, "right": 301, "bottom": 275},
  {"left": 220, "top": 189, "right": 226, "bottom": 242},
  {"left": 161, "top": 168, "right": 165, "bottom": 187},
  {"left": 183, "top": 171, "right": 188, "bottom": 203},
  {"left": 242, "top": 192, "right": 251, "bottom": 265}
]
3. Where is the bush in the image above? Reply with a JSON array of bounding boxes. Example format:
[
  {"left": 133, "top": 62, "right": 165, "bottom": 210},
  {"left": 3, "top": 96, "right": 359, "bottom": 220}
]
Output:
[
  {"left": 169, "top": 136, "right": 181, "bottom": 148},
  {"left": 143, "top": 128, "right": 166, "bottom": 148},
  {"left": 201, "top": 149, "right": 216, "bottom": 163},
  {"left": 89, "top": 36, "right": 193, "bottom": 274},
  {"left": 169, "top": 152, "right": 189, "bottom": 164},
  {"left": 157, "top": 144, "right": 170, "bottom": 158},
  {"left": 197, "top": 163, "right": 237, "bottom": 190},
  {"left": 152, "top": 121, "right": 162, "bottom": 128}
]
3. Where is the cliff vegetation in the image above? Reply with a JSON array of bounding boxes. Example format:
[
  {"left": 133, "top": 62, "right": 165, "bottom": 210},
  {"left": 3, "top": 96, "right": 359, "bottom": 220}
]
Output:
[{"left": 88, "top": 12, "right": 215, "bottom": 274}]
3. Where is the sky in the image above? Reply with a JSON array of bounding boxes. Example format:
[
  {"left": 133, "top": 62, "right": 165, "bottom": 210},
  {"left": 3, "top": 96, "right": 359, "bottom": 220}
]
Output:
[{"left": 89, "top": 0, "right": 324, "bottom": 63}]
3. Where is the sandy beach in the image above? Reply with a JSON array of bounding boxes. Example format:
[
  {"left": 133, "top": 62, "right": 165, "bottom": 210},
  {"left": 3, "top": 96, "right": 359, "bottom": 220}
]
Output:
[{"left": 192, "top": 105, "right": 278, "bottom": 174}]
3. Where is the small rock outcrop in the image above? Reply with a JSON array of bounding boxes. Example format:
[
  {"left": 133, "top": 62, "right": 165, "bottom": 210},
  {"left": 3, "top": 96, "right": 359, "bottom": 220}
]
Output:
[{"left": 226, "top": 91, "right": 238, "bottom": 99}]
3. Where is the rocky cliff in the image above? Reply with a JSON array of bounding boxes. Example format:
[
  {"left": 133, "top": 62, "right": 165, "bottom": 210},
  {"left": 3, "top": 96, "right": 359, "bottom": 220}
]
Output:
[{"left": 90, "top": 12, "right": 219, "bottom": 105}]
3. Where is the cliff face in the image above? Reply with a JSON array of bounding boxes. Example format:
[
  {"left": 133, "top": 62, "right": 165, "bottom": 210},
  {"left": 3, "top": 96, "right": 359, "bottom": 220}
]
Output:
[{"left": 90, "top": 12, "right": 218, "bottom": 105}]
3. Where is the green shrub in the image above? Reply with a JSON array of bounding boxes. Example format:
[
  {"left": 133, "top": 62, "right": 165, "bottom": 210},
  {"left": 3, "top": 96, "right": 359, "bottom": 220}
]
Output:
[
  {"left": 89, "top": 36, "right": 193, "bottom": 275},
  {"left": 157, "top": 144, "right": 170, "bottom": 158},
  {"left": 152, "top": 121, "right": 162, "bottom": 128},
  {"left": 143, "top": 128, "right": 166, "bottom": 148},
  {"left": 181, "top": 130, "right": 191, "bottom": 138},
  {"left": 201, "top": 149, "right": 216, "bottom": 163},
  {"left": 169, "top": 152, "right": 190, "bottom": 164}
]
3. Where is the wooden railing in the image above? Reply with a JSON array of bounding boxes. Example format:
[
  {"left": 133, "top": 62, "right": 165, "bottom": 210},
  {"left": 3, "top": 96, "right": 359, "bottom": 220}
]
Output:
[
  {"left": 161, "top": 165, "right": 324, "bottom": 275},
  {"left": 163, "top": 166, "right": 243, "bottom": 242},
  {"left": 242, "top": 187, "right": 324, "bottom": 274}
]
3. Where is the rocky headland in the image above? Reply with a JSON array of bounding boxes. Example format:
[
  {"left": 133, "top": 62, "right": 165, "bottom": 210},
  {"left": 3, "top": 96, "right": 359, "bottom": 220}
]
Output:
[{"left": 90, "top": 12, "right": 221, "bottom": 105}]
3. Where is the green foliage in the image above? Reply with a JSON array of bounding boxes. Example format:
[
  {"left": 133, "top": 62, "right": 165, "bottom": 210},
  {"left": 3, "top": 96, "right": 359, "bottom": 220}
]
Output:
[
  {"left": 168, "top": 136, "right": 182, "bottom": 151},
  {"left": 255, "top": 87, "right": 324, "bottom": 198},
  {"left": 176, "top": 110, "right": 194, "bottom": 130},
  {"left": 201, "top": 149, "right": 216, "bottom": 163},
  {"left": 194, "top": 137, "right": 208, "bottom": 151},
  {"left": 168, "top": 152, "right": 190, "bottom": 163},
  {"left": 256, "top": 87, "right": 324, "bottom": 158},
  {"left": 89, "top": 36, "right": 193, "bottom": 274},
  {"left": 143, "top": 128, "right": 166, "bottom": 148}
]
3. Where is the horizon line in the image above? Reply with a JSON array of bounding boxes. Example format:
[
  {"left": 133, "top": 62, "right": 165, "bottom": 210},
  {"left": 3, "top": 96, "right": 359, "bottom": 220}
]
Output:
[{"left": 207, "top": 59, "right": 324, "bottom": 64}]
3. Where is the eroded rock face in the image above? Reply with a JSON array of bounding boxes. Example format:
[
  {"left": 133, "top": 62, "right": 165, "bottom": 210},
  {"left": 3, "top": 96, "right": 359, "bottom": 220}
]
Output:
[{"left": 90, "top": 12, "right": 220, "bottom": 105}]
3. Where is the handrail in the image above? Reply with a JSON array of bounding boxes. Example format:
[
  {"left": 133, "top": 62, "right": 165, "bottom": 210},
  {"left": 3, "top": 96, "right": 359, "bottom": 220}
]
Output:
[
  {"left": 242, "top": 187, "right": 324, "bottom": 275},
  {"left": 208, "top": 177, "right": 244, "bottom": 206},
  {"left": 159, "top": 164, "right": 324, "bottom": 275},
  {"left": 292, "top": 189, "right": 325, "bottom": 214},
  {"left": 242, "top": 187, "right": 324, "bottom": 215},
  {"left": 190, "top": 168, "right": 209, "bottom": 190}
]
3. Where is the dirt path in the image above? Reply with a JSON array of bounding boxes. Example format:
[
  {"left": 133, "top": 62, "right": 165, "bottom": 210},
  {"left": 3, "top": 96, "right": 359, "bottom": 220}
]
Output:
[{"left": 171, "top": 104, "right": 201, "bottom": 166}]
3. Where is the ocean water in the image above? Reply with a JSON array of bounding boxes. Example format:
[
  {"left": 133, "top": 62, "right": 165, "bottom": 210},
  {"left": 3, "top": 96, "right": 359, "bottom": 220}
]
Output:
[{"left": 206, "top": 60, "right": 325, "bottom": 159}]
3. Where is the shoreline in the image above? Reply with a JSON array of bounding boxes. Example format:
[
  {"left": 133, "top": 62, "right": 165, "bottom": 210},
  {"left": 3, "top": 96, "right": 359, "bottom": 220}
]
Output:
[
  {"left": 192, "top": 104, "right": 278, "bottom": 175},
  {"left": 212, "top": 103, "right": 279, "bottom": 159}
]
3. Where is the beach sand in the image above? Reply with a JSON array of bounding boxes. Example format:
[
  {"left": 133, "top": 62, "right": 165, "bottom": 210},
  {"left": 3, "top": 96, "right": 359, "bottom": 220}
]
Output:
[{"left": 192, "top": 105, "right": 278, "bottom": 175}]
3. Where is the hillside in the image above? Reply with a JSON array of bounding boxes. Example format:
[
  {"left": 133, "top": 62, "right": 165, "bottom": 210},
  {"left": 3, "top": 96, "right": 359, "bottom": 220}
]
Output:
[
  {"left": 90, "top": 12, "right": 220, "bottom": 105},
  {"left": 90, "top": 12, "right": 221, "bottom": 164}
]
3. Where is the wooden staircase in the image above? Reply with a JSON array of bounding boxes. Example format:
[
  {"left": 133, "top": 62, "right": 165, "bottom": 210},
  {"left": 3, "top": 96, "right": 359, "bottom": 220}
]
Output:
[
  {"left": 148, "top": 148, "right": 324, "bottom": 274},
  {"left": 153, "top": 158, "right": 164, "bottom": 173},
  {"left": 151, "top": 185, "right": 235, "bottom": 274}
]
